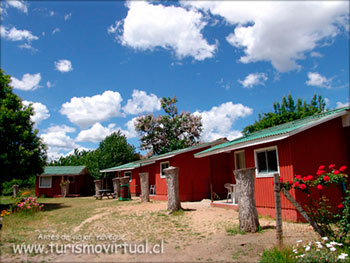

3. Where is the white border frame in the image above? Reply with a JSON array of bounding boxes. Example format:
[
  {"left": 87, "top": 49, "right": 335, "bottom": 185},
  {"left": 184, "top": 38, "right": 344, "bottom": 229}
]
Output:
[
  {"left": 160, "top": 161, "right": 170, "bottom": 179},
  {"left": 254, "top": 146, "right": 279, "bottom": 178},
  {"left": 124, "top": 171, "right": 132, "bottom": 182},
  {"left": 234, "top": 150, "right": 246, "bottom": 170},
  {"left": 39, "top": 176, "right": 52, "bottom": 188}
]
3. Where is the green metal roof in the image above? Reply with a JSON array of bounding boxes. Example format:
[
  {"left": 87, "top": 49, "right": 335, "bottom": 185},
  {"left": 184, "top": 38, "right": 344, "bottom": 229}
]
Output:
[
  {"left": 101, "top": 138, "right": 227, "bottom": 173},
  {"left": 195, "top": 106, "right": 350, "bottom": 157},
  {"left": 41, "top": 166, "right": 87, "bottom": 176}
]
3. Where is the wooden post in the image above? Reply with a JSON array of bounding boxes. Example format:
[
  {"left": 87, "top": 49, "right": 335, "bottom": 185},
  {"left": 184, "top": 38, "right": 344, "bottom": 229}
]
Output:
[
  {"left": 139, "top": 172, "right": 150, "bottom": 202},
  {"left": 13, "top": 185, "right": 19, "bottom": 198},
  {"left": 94, "top": 180, "right": 102, "bottom": 196},
  {"left": 273, "top": 173, "right": 283, "bottom": 249},
  {"left": 233, "top": 167, "right": 260, "bottom": 232},
  {"left": 281, "top": 188, "right": 326, "bottom": 237},
  {"left": 164, "top": 166, "right": 181, "bottom": 214},
  {"left": 112, "top": 178, "right": 121, "bottom": 198}
]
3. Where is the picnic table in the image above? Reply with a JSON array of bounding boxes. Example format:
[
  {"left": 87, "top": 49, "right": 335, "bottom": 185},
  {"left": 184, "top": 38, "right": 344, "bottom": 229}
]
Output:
[{"left": 94, "top": 189, "right": 116, "bottom": 200}]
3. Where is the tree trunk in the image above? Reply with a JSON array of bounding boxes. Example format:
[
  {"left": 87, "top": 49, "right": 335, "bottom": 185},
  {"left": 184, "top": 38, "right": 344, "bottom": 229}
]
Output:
[
  {"left": 94, "top": 180, "right": 102, "bottom": 196},
  {"left": 13, "top": 185, "right": 19, "bottom": 198},
  {"left": 233, "top": 167, "right": 260, "bottom": 232},
  {"left": 139, "top": 172, "right": 150, "bottom": 202},
  {"left": 61, "top": 183, "right": 69, "bottom": 198},
  {"left": 120, "top": 176, "right": 131, "bottom": 199},
  {"left": 112, "top": 178, "right": 121, "bottom": 197},
  {"left": 164, "top": 166, "right": 181, "bottom": 214}
]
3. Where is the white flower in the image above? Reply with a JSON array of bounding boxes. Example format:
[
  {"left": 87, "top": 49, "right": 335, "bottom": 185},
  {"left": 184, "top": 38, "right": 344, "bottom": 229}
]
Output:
[
  {"left": 338, "top": 253, "right": 348, "bottom": 260},
  {"left": 293, "top": 249, "right": 298, "bottom": 254},
  {"left": 296, "top": 240, "right": 303, "bottom": 243},
  {"left": 305, "top": 246, "right": 311, "bottom": 251},
  {"left": 300, "top": 254, "right": 305, "bottom": 258},
  {"left": 322, "top": 237, "right": 329, "bottom": 241},
  {"left": 315, "top": 241, "right": 323, "bottom": 248},
  {"left": 326, "top": 243, "right": 333, "bottom": 248},
  {"left": 329, "top": 247, "right": 336, "bottom": 252}
]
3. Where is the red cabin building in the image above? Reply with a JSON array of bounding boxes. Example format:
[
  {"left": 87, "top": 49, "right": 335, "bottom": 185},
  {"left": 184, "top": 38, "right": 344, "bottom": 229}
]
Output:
[
  {"left": 36, "top": 166, "right": 93, "bottom": 197},
  {"left": 101, "top": 138, "right": 233, "bottom": 202},
  {"left": 195, "top": 107, "right": 350, "bottom": 221}
]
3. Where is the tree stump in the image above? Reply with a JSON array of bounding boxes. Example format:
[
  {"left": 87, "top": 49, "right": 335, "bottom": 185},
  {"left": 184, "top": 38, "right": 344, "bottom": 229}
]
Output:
[
  {"left": 120, "top": 176, "right": 131, "bottom": 199},
  {"left": 13, "top": 185, "right": 19, "bottom": 198},
  {"left": 61, "top": 183, "right": 69, "bottom": 198},
  {"left": 233, "top": 167, "right": 260, "bottom": 232},
  {"left": 139, "top": 172, "right": 150, "bottom": 202},
  {"left": 112, "top": 178, "right": 121, "bottom": 198},
  {"left": 94, "top": 180, "right": 102, "bottom": 196},
  {"left": 164, "top": 166, "right": 181, "bottom": 214}
]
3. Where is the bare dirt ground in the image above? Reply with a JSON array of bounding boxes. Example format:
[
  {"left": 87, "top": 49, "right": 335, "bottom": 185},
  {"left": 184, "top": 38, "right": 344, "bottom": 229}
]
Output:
[{"left": 1, "top": 197, "right": 317, "bottom": 262}]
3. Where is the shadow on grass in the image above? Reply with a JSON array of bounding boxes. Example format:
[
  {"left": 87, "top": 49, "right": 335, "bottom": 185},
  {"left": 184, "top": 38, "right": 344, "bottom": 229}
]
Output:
[
  {"left": 40, "top": 203, "right": 71, "bottom": 211},
  {"left": 260, "top": 225, "right": 276, "bottom": 230}
]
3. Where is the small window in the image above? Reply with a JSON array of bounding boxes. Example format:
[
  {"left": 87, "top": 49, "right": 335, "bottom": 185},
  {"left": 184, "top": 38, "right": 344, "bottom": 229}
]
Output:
[
  {"left": 124, "top": 171, "right": 132, "bottom": 182},
  {"left": 39, "top": 176, "right": 52, "bottom": 188},
  {"left": 254, "top": 147, "right": 279, "bottom": 177},
  {"left": 234, "top": 150, "right": 246, "bottom": 170},
  {"left": 160, "top": 161, "right": 169, "bottom": 178},
  {"left": 68, "top": 176, "right": 74, "bottom": 183}
]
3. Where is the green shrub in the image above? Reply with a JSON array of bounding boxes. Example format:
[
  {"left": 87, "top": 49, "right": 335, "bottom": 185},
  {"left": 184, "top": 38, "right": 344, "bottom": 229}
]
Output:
[
  {"left": 261, "top": 247, "right": 294, "bottom": 263},
  {"left": 1, "top": 176, "right": 36, "bottom": 196}
]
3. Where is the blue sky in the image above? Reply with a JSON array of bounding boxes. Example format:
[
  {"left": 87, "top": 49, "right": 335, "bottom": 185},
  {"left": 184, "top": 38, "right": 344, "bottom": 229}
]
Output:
[{"left": 1, "top": 1, "right": 349, "bottom": 159}]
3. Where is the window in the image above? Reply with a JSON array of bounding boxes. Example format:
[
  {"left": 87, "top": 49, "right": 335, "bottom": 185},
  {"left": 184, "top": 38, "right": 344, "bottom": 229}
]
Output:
[
  {"left": 254, "top": 146, "right": 279, "bottom": 177},
  {"left": 160, "top": 161, "right": 169, "bottom": 178},
  {"left": 39, "top": 176, "right": 52, "bottom": 188},
  {"left": 68, "top": 176, "right": 74, "bottom": 183},
  {"left": 234, "top": 150, "right": 246, "bottom": 170},
  {"left": 124, "top": 171, "right": 132, "bottom": 182}
]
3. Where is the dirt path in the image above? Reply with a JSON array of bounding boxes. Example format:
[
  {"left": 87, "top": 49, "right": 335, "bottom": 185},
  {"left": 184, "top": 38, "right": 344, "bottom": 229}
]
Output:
[{"left": 3, "top": 198, "right": 317, "bottom": 262}]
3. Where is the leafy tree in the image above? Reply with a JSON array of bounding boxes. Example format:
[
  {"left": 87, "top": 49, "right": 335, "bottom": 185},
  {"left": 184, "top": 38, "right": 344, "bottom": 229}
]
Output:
[
  {"left": 243, "top": 94, "right": 326, "bottom": 135},
  {"left": 50, "top": 131, "right": 139, "bottom": 179},
  {"left": 0, "top": 69, "right": 47, "bottom": 187},
  {"left": 135, "top": 97, "right": 202, "bottom": 155}
]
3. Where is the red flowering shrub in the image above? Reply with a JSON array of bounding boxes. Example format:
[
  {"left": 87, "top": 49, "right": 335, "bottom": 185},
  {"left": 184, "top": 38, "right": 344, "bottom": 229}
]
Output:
[{"left": 277, "top": 164, "right": 349, "bottom": 244}]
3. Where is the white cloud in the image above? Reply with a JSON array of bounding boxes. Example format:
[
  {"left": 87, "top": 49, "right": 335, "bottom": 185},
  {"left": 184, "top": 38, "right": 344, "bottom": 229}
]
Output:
[
  {"left": 238, "top": 73, "right": 268, "bottom": 89},
  {"left": 64, "top": 12, "right": 72, "bottom": 21},
  {"left": 111, "top": 1, "right": 216, "bottom": 61},
  {"left": 1, "top": 26, "right": 38, "bottom": 42},
  {"left": 123, "top": 90, "right": 161, "bottom": 115},
  {"left": 46, "top": 81, "right": 54, "bottom": 88},
  {"left": 184, "top": 1, "right": 348, "bottom": 72},
  {"left": 49, "top": 10, "right": 54, "bottom": 16},
  {"left": 336, "top": 101, "right": 350, "bottom": 108},
  {"left": 76, "top": 118, "right": 138, "bottom": 143},
  {"left": 22, "top": 100, "right": 50, "bottom": 126},
  {"left": 306, "top": 72, "right": 332, "bottom": 89},
  {"left": 5, "top": 0, "right": 28, "bottom": 13},
  {"left": 52, "top": 28, "right": 60, "bottom": 35},
  {"left": 10, "top": 73, "right": 41, "bottom": 91},
  {"left": 40, "top": 125, "right": 79, "bottom": 150},
  {"left": 60, "top": 90, "right": 124, "bottom": 128},
  {"left": 54, "top": 59, "right": 73, "bottom": 73},
  {"left": 310, "top": 52, "right": 323, "bottom": 58},
  {"left": 18, "top": 43, "right": 38, "bottom": 52},
  {"left": 194, "top": 102, "right": 253, "bottom": 141}
]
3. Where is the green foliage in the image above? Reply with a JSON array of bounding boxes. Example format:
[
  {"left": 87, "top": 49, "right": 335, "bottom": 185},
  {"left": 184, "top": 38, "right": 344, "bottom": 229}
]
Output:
[
  {"left": 261, "top": 247, "right": 294, "bottom": 263},
  {"left": 243, "top": 94, "right": 326, "bottom": 135},
  {"left": 1, "top": 176, "right": 36, "bottom": 196},
  {"left": 135, "top": 97, "right": 202, "bottom": 155},
  {"left": 50, "top": 131, "right": 139, "bottom": 179},
  {"left": 0, "top": 69, "right": 47, "bottom": 188}
]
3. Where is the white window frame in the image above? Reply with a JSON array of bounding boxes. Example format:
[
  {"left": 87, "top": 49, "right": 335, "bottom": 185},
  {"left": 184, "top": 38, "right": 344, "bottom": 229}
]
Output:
[
  {"left": 234, "top": 150, "right": 246, "bottom": 170},
  {"left": 160, "top": 161, "right": 170, "bottom": 179},
  {"left": 124, "top": 171, "right": 132, "bottom": 182},
  {"left": 254, "top": 146, "right": 280, "bottom": 178},
  {"left": 39, "top": 176, "right": 52, "bottom": 188}
]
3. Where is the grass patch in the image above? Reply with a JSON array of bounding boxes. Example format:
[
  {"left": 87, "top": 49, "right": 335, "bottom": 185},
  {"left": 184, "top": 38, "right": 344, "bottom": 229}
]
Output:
[
  {"left": 226, "top": 224, "right": 246, "bottom": 236},
  {"left": 171, "top": 209, "right": 184, "bottom": 216},
  {"left": 260, "top": 247, "right": 294, "bottom": 263}
]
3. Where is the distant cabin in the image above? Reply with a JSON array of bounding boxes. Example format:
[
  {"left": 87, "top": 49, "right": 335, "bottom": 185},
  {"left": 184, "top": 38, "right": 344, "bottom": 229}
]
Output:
[{"left": 36, "top": 166, "right": 93, "bottom": 197}]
